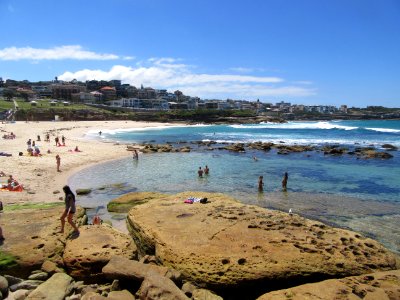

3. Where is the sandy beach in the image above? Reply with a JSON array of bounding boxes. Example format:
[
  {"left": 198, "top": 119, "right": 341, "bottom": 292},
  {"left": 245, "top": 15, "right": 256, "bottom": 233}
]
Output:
[{"left": 0, "top": 120, "right": 178, "bottom": 206}]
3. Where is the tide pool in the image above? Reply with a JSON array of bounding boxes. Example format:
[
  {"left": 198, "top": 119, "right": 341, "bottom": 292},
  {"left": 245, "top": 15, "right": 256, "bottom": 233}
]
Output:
[{"left": 70, "top": 120, "right": 400, "bottom": 254}]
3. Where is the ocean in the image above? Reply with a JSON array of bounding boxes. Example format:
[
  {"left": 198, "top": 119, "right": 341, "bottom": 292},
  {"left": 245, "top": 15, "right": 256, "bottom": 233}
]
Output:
[{"left": 69, "top": 120, "right": 400, "bottom": 254}]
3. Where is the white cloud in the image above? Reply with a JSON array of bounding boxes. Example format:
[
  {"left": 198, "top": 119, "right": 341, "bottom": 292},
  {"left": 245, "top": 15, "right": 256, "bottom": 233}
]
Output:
[
  {"left": 58, "top": 59, "right": 316, "bottom": 99},
  {"left": 0, "top": 45, "right": 127, "bottom": 61},
  {"left": 229, "top": 67, "right": 255, "bottom": 73}
]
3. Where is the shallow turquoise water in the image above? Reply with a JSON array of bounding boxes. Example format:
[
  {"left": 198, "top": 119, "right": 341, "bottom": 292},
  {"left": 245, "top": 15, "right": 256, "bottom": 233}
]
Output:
[{"left": 71, "top": 120, "right": 400, "bottom": 253}]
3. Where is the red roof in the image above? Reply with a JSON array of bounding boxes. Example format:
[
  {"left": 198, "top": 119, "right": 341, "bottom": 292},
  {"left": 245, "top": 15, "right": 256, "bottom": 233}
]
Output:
[{"left": 100, "top": 86, "right": 115, "bottom": 91}]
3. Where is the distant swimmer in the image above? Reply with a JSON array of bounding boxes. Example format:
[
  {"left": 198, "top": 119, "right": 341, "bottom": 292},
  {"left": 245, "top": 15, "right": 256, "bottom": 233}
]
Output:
[
  {"left": 198, "top": 167, "right": 203, "bottom": 177},
  {"left": 204, "top": 165, "right": 209, "bottom": 175},
  {"left": 282, "top": 172, "right": 288, "bottom": 191},
  {"left": 253, "top": 156, "right": 258, "bottom": 161},
  {"left": 99, "top": 131, "right": 102, "bottom": 136},
  {"left": 258, "top": 175, "right": 264, "bottom": 191}
]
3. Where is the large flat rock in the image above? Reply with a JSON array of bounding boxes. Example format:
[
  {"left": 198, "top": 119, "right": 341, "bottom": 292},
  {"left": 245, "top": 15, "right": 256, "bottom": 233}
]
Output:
[
  {"left": 127, "top": 192, "right": 398, "bottom": 292},
  {"left": 63, "top": 225, "right": 137, "bottom": 280},
  {"left": 0, "top": 205, "right": 85, "bottom": 277},
  {"left": 257, "top": 269, "right": 400, "bottom": 300}
]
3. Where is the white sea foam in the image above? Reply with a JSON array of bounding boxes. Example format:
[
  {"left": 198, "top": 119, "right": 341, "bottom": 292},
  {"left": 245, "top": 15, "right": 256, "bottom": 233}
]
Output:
[
  {"left": 230, "top": 121, "right": 358, "bottom": 131},
  {"left": 87, "top": 124, "right": 211, "bottom": 135},
  {"left": 365, "top": 127, "right": 400, "bottom": 133}
]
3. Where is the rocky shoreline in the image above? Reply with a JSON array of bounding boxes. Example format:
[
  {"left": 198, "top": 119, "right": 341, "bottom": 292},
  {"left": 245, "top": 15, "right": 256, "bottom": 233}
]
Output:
[
  {"left": 0, "top": 192, "right": 399, "bottom": 300},
  {"left": 135, "top": 140, "right": 398, "bottom": 160}
]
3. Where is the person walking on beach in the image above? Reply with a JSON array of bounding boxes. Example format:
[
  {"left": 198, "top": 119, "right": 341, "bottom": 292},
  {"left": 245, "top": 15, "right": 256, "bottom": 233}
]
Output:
[
  {"left": 204, "top": 165, "right": 209, "bottom": 175},
  {"left": 55, "top": 136, "right": 60, "bottom": 146},
  {"left": 99, "top": 131, "right": 102, "bottom": 136},
  {"left": 282, "top": 172, "right": 288, "bottom": 191},
  {"left": 56, "top": 155, "right": 61, "bottom": 172},
  {"left": 61, "top": 135, "right": 66, "bottom": 146},
  {"left": 258, "top": 176, "right": 264, "bottom": 191},
  {"left": 59, "top": 185, "right": 79, "bottom": 235},
  {"left": 198, "top": 167, "right": 203, "bottom": 177}
]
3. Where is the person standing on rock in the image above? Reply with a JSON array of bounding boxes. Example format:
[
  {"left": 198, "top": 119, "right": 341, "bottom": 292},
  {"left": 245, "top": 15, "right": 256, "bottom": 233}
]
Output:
[
  {"left": 60, "top": 185, "right": 79, "bottom": 235},
  {"left": 282, "top": 172, "right": 288, "bottom": 191}
]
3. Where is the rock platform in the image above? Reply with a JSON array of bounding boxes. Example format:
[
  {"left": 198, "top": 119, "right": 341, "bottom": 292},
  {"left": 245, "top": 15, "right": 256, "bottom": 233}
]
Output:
[{"left": 127, "top": 191, "right": 399, "bottom": 297}]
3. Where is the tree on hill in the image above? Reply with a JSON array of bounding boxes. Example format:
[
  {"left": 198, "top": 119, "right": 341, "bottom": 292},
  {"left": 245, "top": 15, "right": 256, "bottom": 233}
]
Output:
[{"left": 3, "top": 88, "right": 16, "bottom": 101}]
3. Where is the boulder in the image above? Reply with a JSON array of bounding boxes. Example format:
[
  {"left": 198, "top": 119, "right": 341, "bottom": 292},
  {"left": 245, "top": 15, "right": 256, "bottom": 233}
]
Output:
[
  {"left": 26, "top": 273, "right": 73, "bottom": 300},
  {"left": 28, "top": 272, "right": 48, "bottom": 281},
  {"left": 81, "top": 291, "right": 107, "bottom": 300},
  {"left": 9, "top": 280, "right": 44, "bottom": 292},
  {"left": 192, "top": 289, "right": 223, "bottom": 300},
  {"left": 63, "top": 226, "right": 137, "bottom": 281},
  {"left": 0, "top": 275, "right": 8, "bottom": 296},
  {"left": 107, "top": 192, "right": 168, "bottom": 213},
  {"left": 107, "top": 290, "right": 135, "bottom": 300},
  {"left": 127, "top": 192, "right": 398, "bottom": 295},
  {"left": 257, "top": 270, "right": 400, "bottom": 300},
  {"left": 0, "top": 206, "right": 85, "bottom": 277},
  {"left": 136, "top": 270, "right": 188, "bottom": 300},
  {"left": 41, "top": 260, "right": 64, "bottom": 275},
  {"left": 102, "top": 256, "right": 181, "bottom": 284}
]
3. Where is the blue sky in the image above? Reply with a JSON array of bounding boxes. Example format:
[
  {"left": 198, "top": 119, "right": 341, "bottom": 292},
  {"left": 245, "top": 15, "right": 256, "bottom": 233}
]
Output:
[{"left": 0, "top": 0, "right": 399, "bottom": 107}]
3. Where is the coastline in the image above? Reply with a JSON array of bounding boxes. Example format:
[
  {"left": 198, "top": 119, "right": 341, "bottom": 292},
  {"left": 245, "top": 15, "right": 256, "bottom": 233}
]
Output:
[{"left": 0, "top": 120, "right": 181, "bottom": 206}]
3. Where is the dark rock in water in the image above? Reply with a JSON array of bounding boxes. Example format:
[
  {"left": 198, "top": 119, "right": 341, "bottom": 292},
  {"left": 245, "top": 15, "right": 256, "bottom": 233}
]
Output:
[
  {"left": 360, "top": 150, "right": 393, "bottom": 159},
  {"left": 382, "top": 144, "right": 398, "bottom": 151},
  {"left": 323, "top": 147, "right": 347, "bottom": 155},
  {"left": 223, "top": 143, "right": 245, "bottom": 152},
  {"left": 76, "top": 188, "right": 92, "bottom": 195}
]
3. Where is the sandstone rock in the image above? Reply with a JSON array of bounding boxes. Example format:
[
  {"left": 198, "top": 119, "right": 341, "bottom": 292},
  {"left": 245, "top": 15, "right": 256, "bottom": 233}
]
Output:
[
  {"left": 136, "top": 270, "right": 189, "bottom": 300},
  {"left": 0, "top": 276, "right": 7, "bottom": 297},
  {"left": 0, "top": 206, "right": 85, "bottom": 277},
  {"left": 127, "top": 192, "right": 398, "bottom": 294},
  {"left": 81, "top": 291, "right": 107, "bottom": 300},
  {"left": 107, "top": 192, "right": 168, "bottom": 213},
  {"left": 181, "top": 282, "right": 197, "bottom": 298},
  {"left": 11, "top": 289, "right": 30, "bottom": 300},
  {"left": 103, "top": 256, "right": 180, "bottom": 284},
  {"left": 192, "top": 289, "right": 223, "bottom": 300},
  {"left": 108, "top": 290, "right": 135, "bottom": 300},
  {"left": 26, "top": 273, "right": 73, "bottom": 300},
  {"left": 41, "top": 260, "right": 63, "bottom": 275},
  {"left": 28, "top": 272, "right": 48, "bottom": 281},
  {"left": 63, "top": 226, "right": 137, "bottom": 280},
  {"left": 257, "top": 269, "right": 400, "bottom": 300},
  {"left": 9, "top": 280, "right": 44, "bottom": 292}
]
